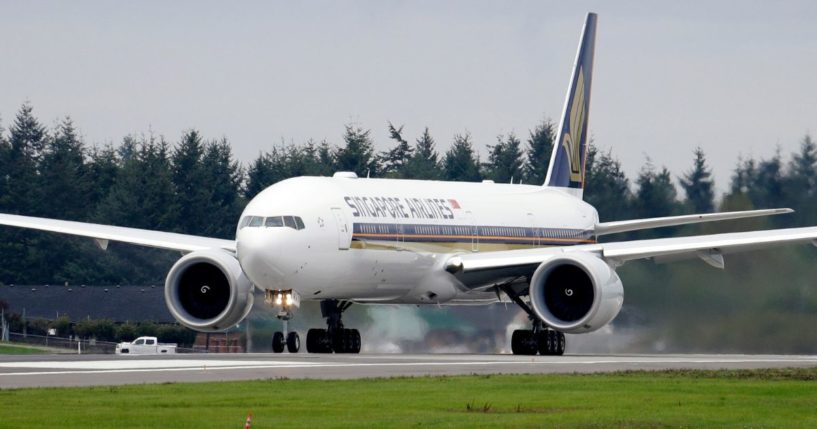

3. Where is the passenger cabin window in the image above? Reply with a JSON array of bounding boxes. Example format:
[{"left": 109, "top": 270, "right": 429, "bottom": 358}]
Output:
[{"left": 146, "top": 339, "right": 155, "bottom": 345}]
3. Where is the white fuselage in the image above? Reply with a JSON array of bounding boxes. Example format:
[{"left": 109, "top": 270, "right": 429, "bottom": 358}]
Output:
[{"left": 235, "top": 175, "right": 599, "bottom": 304}]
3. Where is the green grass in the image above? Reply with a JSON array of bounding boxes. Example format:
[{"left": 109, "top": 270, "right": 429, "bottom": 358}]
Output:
[
  {"left": 2, "top": 368, "right": 817, "bottom": 428},
  {"left": 0, "top": 343, "right": 48, "bottom": 355}
]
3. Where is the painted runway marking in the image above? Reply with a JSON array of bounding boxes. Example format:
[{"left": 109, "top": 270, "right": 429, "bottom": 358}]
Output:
[
  {"left": 0, "top": 359, "right": 313, "bottom": 370},
  {"left": 2, "top": 356, "right": 817, "bottom": 378}
]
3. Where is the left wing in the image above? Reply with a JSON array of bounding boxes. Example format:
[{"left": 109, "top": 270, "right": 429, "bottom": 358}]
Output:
[
  {"left": 445, "top": 227, "right": 817, "bottom": 288},
  {"left": 0, "top": 214, "right": 235, "bottom": 253}
]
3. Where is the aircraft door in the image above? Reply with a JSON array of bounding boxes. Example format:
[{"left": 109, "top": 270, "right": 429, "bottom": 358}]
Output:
[{"left": 331, "top": 208, "right": 351, "bottom": 250}]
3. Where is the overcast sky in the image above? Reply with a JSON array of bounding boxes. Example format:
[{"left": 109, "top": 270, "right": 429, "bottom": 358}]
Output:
[{"left": 1, "top": 1, "right": 815, "bottom": 193}]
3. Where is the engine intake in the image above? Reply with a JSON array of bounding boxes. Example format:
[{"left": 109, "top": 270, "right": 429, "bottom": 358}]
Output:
[
  {"left": 529, "top": 252, "right": 623, "bottom": 334},
  {"left": 165, "top": 249, "right": 254, "bottom": 332}
]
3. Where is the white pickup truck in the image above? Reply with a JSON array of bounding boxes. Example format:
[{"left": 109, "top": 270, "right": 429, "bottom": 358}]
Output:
[{"left": 115, "top": 336, "right": 177, "bottom": 355}]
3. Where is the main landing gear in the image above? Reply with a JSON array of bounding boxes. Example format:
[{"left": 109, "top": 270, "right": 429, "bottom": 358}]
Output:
[
  {"left": 500, "top": 286, "right": 566, "bottom": 356},
  {"left": 267, "top": 289, "right": 301, "bottom": 353},
  {"left": 306, "top": 299, "right": 361, "bottom": 354}
]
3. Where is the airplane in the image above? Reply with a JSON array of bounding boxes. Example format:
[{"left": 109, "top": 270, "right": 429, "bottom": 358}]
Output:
[{"left": 1, "top": 12, "right": 816, "bottom": 355}]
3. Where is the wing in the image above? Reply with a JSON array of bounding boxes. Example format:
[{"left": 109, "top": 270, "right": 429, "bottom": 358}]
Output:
[
  {"left": 594, "top": 208, "right": 792, "bottom": 236},
  {"left": 0, "top": 214, "right": 235, "bottom": 253},
  {"left": 445, "top": 227, "right": 817, "bottom": 289}
]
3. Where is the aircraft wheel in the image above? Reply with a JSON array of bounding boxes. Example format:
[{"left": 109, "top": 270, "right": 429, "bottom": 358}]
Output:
[
  {"left": 511, "top": 330, "right": 537, "bottom": 355},
  {"left": 349, "top": 329, "right": 361, "bottom": 354},
  {"left": 272, "top": 331, "right": 285, "bottom": 353},
  {"left": 306, "top": 328, "right": 329, "bottom": 353},
  {"left": 286, "top": 331, "right": 300, "bottom": 353},
  {"left": 556, "top": 331, "right": 566, "bottom": 356}
]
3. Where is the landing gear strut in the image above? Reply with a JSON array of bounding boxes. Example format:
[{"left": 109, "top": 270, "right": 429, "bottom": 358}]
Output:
[
  {"left": 500, "top": 285, "right": 565, "bottom": 356},
  {"left": 306, "top": 300, "right": 361, "bottom": 354},
  {"left": 267, "top": 289, "right": 301, "bottom": 353}
]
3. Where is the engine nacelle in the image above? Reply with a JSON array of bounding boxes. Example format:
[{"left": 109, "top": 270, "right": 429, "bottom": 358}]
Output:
[
  {"left": 529, "top": 252, "right": 623, "bottom": 334},
  {"left": 164, "top": 249, "right": 254, "bottom": 332}
]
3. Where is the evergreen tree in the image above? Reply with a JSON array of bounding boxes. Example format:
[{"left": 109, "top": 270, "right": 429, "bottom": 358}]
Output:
[
  {"left": 335, "top": 124, "right": 377, "bottom": 177},
  {"left": 483, "top": 133, "right": 523, "bottom": 183},
  {"left": 171, "top": 130, "right": 209, "bottom": 235},
  {"left": 633, "top": 160, "right": 679, "bottom": 222},
  {"left": 96, "top": 134, "right": 178, "bottom": 231},
  {"left": 0, "top": 116, "right": 8, "bottom": 211},
  {"left": 404, "top": 127, "right": 442, "bottom": 180},
  {"left": 245, "top": 151, "right": 275, "bottom": 199},
  {"left": 785, "top": 135, "right": 817, "bottom": 226},
  {"left": 200, "top": 138, "right": 244, "bottom": 238},
  {"left": 729, "top": 156, "right": 756, "bottom": 197},
  {"left": 443, "top": 133, "right": 481, "bottom": 182},
  {"left": 38, "top": 117, "right": 92, "bottom": 221},
  {"left": 379, "top": 123, "right": 413, "bottom": 178},
  {"left": 524, "top": 119, "right": 555, "bottom": 184},
  {"left": 2, "top": 103, "right": 47, "bottom": 215},
  {"left": 0, "top": 104, "right": 49, "bottom": 283},
  {"left": 87, "top": 144, "right": 119, "bottom": 207},
  {"left": 679, "top": 147, "right": 715, "bottom": 213},
  {"left": 584, "top": 146, "right": 632, "bottom": 222},
  {"left": 751, "top": 150, "right": 785, "bottom": 210},
  {"left": 316, "top": 140, "right": 336, "bottom": 175}
]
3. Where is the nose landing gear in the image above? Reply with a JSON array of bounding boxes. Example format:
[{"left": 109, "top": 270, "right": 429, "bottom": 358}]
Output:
[
  {"left": 267, "top": 289, "right": 301, "bottom": 353},
  {"left": 306, "top": 299, "right": 361, "bottom": 354}
]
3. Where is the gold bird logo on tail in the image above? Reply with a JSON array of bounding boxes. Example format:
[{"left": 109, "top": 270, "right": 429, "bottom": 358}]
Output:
[{"left": 561, "top": 67, "right": 586, "bottom": 184}]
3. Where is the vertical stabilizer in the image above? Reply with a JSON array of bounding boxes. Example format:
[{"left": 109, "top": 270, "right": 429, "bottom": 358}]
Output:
[{"left": 544, "top": 13, "right": 597, "bottom": 198}]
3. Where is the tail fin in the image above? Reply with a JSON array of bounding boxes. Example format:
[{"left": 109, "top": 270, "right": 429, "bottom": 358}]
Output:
[{"left": 544, "top": 12, "right": 597, "bottom": 199}]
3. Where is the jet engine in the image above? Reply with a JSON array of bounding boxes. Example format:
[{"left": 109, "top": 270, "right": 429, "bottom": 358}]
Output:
[
  {"left": 528, "top": 252, "right": 623, "bottom": 334},
  {"left": 164, "top": 249, "right": 254, "bottom": 332}
]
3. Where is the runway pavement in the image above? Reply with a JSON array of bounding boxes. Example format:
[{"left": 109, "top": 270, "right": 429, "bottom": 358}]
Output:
[{"left": 2, "top": 353, "right": 817, "bottom": 389}]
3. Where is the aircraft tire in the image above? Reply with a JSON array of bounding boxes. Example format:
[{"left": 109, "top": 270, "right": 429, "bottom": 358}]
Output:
[
  {"left": 272, "top": 331, "right": 285, "bottom": 353},
  {"left": 556, "top": 331, "right": 566, "bottom": 355},
  {"left": 511, "top": 330, "right": 537, "bottom": 355},
  {"left": 307, "top": 328, "right": 331, "bottom": 353},
  {"left": 349, "top": 329, "right": 361, "bottom": 354},
  {"left": 286, "top": 331, "right": 300, "bottom": 353}
]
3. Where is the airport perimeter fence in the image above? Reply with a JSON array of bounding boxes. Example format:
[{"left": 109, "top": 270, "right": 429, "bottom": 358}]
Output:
[{"left": 5, "top": 332, "right": 203, "bottom": 354}]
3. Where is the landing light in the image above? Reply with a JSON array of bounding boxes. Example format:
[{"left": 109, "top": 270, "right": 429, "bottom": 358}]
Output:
[{"left": 265, "top": 289, "right": 301, "bottom": 310}]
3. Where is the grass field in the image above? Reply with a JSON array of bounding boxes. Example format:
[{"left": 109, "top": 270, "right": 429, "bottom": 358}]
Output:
[
  {"left": 1, "top": 368, "right": 817, "bottom": 428},
  {"left": 0, "top": 343, "right": 47, "bottom": 355}
]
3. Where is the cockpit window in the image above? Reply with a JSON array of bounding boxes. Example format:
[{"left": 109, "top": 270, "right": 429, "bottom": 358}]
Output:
[
  {"left": 257, "top": 215, "right": 305, "bottom": 230},
  {"left": 248, "top": 216, "right": 264, "bottom": 227},
  {"left": 239, "top": 216, "right": 251, "bottom": 229},
  {"left": 265, "top": 216, "right": 284, "bottom": 227}
]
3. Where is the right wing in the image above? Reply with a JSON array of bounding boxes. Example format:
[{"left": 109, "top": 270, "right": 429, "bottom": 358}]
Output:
[
  {"left": 446, "top": 226, "right": 817, "bottom": 289},
  {"left": 0, "top": 213, "right": 235, "bottom": 253},
  {"left": 594, "top": 208, "right": 792, "bottom": 236}
]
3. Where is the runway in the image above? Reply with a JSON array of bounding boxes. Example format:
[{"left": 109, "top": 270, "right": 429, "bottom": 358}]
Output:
[{"left": 2, "top": 353, "right": 817, "bottom": 389}]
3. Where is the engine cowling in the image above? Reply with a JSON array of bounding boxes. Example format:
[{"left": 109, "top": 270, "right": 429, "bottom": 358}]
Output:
[
  {"left": 529, "top": 252, "right": 623, "bottom": 334},
  {"left": 164, "top": 249, "right": 254, "bottom": 332}
]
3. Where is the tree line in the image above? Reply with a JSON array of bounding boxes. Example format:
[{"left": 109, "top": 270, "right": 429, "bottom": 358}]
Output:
[{"left": 1, "top": 103, "right": 815, "bottom": 285}]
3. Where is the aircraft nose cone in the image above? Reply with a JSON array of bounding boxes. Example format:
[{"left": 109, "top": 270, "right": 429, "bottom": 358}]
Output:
[{"left": 237, "top": 229, "right": 284, "bottom": 288}]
